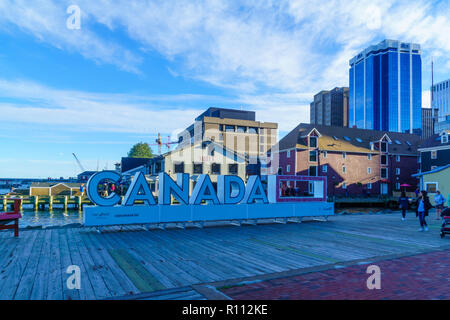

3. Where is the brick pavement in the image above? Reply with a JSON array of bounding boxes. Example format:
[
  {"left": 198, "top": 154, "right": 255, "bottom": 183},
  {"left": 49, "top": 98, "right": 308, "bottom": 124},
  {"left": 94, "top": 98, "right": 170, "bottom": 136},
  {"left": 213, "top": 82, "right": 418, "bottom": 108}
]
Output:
[{"left": 221, "top": 250, "right": 450, "bottom": 300}]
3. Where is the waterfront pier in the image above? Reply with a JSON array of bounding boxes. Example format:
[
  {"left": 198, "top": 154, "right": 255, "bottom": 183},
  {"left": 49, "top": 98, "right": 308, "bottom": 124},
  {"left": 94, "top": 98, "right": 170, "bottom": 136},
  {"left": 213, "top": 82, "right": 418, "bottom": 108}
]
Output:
[{"left": 0, "top": 213, "right": 447, "bottom": 300}]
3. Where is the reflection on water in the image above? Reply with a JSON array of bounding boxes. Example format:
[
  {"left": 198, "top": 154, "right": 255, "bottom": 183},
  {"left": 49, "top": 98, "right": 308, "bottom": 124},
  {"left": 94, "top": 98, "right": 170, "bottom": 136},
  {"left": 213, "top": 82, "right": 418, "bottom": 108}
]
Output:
[{"left": 20, "top": 207, "right": 83, "bottom": 228}]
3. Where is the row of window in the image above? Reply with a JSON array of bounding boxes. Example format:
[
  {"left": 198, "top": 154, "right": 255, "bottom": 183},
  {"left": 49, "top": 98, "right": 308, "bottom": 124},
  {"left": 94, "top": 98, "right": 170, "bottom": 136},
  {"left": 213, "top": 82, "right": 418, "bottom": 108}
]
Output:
[
  {"left": 433, "top": 81, "right": 449, "bottom": 91},
  {"left": 173, "top": 163, "right": 238, "bottom": 175},
  {"left": 283, "top": 164, "right": 401, "bottom": 177},
  {"left": 285, "top": 149, "right": 401, "bottom": 162},
  {"left": 339, "top": 182, "right": 406, "bottom": 190},
  {"left": 219, "top": 125, "right": 261, "bottom": 134}
]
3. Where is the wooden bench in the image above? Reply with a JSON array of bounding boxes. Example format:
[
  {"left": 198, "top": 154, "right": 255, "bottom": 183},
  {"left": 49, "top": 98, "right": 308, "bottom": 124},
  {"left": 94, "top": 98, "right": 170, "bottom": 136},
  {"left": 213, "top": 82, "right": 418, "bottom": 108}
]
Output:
[{"left": 0, "top": 199, "right": 22, "bottom": 237}]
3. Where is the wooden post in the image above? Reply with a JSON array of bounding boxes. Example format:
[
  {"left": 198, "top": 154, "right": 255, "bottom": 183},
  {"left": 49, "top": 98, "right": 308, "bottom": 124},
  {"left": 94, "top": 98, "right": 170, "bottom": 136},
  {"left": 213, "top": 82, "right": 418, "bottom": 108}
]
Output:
[
  {"left": 64, "top": 196, "right": 68, "bottom": 211},
  {"left": 77, "top": 196, "right": 82, "bottom": 211},
  {"left": 2, "top": 197, "right": 6, "bottom": 212},
  {"left": 19, "top": 196, "right": 23, "bottom": 211},
  {"left": 34, "top": 196, "right": 39, "bottom": 211},
  {"left": 49, "top": 196, "right": 53, "bottom": 211}
]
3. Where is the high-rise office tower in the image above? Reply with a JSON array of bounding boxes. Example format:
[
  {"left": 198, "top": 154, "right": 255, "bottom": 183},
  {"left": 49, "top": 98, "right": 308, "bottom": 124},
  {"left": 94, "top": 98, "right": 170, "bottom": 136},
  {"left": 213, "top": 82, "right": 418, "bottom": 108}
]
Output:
[
  {"left": 422, "top": 107, "right": 438, "bottom": 139},
  {"left": 432, "top": 78, "right": 450, "bottom": 133},
  {"left": 310, "top": 87, "right": 349, "bottom": 127},
  {"left": 349, "top": 40, "right": 422, "bottom": 134}
]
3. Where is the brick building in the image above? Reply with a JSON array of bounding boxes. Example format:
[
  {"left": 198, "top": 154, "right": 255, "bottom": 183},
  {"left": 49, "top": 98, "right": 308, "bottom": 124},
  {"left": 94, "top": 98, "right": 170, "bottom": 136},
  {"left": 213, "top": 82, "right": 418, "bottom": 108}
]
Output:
[{"left": 269, "top": 124, "right": 422, "bottom": 197}]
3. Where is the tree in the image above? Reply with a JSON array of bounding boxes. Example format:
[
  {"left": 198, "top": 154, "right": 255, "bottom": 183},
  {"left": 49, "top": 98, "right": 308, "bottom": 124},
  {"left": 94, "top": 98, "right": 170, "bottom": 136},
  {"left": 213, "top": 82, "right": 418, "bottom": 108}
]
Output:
[{"left": 128, "top": 142, "right": 153, "bottom": 158}]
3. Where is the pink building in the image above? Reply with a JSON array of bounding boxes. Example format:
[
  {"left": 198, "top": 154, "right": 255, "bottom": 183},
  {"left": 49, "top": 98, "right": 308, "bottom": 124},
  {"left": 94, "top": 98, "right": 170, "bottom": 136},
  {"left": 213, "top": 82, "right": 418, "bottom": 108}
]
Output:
[{"left": 268, "top": 124, "right": 422, "bottom": 197}]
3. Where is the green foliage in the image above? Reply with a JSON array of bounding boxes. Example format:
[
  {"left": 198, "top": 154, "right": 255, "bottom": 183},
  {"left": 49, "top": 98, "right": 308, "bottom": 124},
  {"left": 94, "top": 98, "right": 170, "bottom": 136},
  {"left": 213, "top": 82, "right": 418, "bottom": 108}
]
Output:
[{"left": 128, "top": 142, "right": 153, "bottom": 158}]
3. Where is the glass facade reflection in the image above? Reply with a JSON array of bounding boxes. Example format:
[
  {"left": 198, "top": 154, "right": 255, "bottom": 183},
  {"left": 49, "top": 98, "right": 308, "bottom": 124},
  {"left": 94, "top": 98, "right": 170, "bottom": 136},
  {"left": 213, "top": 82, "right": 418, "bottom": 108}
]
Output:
[{"left": 349, "top": 40, "right": 422, "bottom": 134}]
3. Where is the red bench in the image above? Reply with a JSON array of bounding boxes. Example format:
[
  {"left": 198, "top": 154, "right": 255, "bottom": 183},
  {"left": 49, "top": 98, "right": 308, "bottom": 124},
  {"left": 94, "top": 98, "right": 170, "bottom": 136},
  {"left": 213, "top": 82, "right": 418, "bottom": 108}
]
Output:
[{"left": 0, "top": 199, "right": 22, "bottom": 237}]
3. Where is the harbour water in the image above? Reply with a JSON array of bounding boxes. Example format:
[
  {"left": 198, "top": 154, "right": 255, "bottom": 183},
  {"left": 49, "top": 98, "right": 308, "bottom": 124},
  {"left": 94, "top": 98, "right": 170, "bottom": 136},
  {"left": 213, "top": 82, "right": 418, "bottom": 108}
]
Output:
[{"left": 19, "top": 208, "right": 83, "bottom": 228}]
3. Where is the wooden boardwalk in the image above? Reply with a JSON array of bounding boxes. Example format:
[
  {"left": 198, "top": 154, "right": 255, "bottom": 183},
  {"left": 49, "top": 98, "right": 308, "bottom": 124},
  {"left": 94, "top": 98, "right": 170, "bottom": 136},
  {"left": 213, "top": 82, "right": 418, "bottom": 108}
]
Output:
[{"left": 0, "top": 212, "right": 447, "bottom": 300}]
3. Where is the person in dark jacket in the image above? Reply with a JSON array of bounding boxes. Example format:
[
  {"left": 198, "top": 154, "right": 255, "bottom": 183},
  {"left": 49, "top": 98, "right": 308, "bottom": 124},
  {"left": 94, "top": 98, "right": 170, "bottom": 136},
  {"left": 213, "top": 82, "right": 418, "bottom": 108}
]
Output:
[
  {"left": 416, "top": 190, "right": 432, "bottom": 231},
  {"left": 398, "top": 191, "right": 409, "bottom": 221}
]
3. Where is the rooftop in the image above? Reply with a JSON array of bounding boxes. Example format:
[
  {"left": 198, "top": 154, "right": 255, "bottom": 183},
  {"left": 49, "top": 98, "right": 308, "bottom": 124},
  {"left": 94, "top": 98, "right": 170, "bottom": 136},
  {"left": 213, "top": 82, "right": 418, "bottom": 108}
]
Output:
[{"left": 275, "top": 123, "right": 422, "bottom": 155}]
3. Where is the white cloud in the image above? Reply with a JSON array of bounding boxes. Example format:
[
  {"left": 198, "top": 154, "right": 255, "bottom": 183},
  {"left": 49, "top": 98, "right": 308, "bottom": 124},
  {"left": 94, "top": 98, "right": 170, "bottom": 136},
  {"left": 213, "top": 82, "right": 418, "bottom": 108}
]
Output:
[{"left": 1, "top": 0, "right": 450, "bottom": 129}]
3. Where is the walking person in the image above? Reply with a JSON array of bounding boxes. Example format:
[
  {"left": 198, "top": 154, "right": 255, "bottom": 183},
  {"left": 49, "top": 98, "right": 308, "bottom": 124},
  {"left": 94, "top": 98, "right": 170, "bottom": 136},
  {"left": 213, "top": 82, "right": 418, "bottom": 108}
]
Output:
[
  {"left": 398, "top": 191, "right": 409, "bottom": 221},
  {"left": 434, "top": 190, "right": 446, "bottom": 220},
  {"left": 416, "top": 190, "right": 432, "bottom": 232}
]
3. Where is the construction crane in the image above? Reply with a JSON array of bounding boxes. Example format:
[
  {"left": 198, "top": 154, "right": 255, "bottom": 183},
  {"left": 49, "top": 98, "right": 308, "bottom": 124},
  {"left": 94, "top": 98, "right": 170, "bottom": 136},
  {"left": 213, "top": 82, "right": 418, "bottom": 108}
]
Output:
[
  {"left": 72, "top": 153, "right": 86, "bottom": 173},
  {"left": 148, "top": 133, "right": 178, "bottom": 155}
]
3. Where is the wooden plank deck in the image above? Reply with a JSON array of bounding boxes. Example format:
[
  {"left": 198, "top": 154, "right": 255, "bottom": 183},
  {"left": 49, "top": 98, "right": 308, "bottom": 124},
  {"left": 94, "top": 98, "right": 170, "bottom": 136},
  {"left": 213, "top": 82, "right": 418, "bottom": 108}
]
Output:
[{"left": 0, "top": 212, "right": 448, "bottom": 300}]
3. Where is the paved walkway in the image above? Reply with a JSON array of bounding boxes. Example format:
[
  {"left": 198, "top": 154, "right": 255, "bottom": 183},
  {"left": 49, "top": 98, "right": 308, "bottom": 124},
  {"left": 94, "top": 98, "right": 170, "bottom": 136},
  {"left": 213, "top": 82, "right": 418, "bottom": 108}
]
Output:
[
  {"left": 221, "top": 249, "right": 450, "bottom": 300},
  {"left": 0, "top": 211, "right": 448, "bottom": 300}
]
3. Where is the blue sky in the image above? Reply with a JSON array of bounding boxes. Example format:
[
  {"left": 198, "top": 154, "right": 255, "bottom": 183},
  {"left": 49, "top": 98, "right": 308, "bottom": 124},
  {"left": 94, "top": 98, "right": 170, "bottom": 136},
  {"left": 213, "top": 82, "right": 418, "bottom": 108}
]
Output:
[{"left": 0, "top": 0, "right": 449, "bottom": 178}]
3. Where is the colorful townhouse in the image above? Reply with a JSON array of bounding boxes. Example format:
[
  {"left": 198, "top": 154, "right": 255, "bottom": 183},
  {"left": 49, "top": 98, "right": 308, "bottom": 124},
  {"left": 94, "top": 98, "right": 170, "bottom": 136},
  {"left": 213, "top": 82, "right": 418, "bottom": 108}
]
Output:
[{"left": 268, "top": 124, "right": 422, "bottom": 197}]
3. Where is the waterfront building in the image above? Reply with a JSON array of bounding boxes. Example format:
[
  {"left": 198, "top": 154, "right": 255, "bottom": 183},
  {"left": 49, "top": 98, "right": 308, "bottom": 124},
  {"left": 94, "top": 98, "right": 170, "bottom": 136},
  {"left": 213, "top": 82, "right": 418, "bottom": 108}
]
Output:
[
  {"left": 413, "top": 164, "right": 450, "bottom": 204},
  {"left": 177, "top": 107, "right": 278, "bottom": 161},
  {"left": 146, "top": 140, "right": 246, "bottom": 195},
  {"left": 77, "top": 171, "right": 97, "bottom": 183},
  {"left": 417, "top": 130, "right": 450, "bottom": 172},
  {"left": 29, "top": 182, "right": 83, "bottom": 197},
  {"left": 422, "top": 107, "right": 439, "bottom": 139},
  {"left": 269, "top": 123, "right": 421, "bottom": 196},
  {"left": 310, "top": 87, "right": 349, "bottom": 127},
  {"left": 349, "top": 40, "right": 422, "bottom": 134}
]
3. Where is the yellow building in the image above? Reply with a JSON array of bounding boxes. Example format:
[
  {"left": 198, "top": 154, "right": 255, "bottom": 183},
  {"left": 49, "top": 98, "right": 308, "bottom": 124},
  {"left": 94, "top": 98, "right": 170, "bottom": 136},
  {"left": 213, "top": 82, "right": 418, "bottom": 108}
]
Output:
[
  {"left": 145, "top": 141, "right": 246, "bottom": 195},
  {"left": 30, "top": 182, "right": 83, "bottom": 197},
  {"left": 413, "top": 164, "right": 450, "bottom": 205},
  {"left": 178, "top": 107, "right": 278, "bottom": 159}
]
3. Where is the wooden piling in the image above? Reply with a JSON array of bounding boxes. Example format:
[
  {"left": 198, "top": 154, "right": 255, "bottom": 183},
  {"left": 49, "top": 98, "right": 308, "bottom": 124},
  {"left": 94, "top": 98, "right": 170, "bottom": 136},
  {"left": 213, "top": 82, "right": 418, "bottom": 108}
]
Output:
[
  {"left": 33, "top": 196, "right": 39, "bottom": 211},
  {"left": 64, "top": 196, "right": 68, "bottom": 211},
  {"left": 77, "top": 196, "right": 82, "bottom": 211},
  {"left": 19, "top": 196, "right": 23, "bottom": 211},
  {"left": 49, "top": 196, "right": 53, "bottom": 211},
  {"left": 2, "top": 197, "right": 6, "bottom": 212}
]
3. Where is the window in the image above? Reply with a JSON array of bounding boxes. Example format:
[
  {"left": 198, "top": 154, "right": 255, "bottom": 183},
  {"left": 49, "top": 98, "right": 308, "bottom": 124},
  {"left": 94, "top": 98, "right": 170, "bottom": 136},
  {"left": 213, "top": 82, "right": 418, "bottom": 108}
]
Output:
[
  {"left": 368, "top": 183, "right": 372, "bottom": 190},
  {"left": 396, "top": 182, "right": 401, "bottom": 190},
  {"left": 174, "top": 162, "right": 185, "bottom": 173},
  {"left": 394, "top": 140, "right": 401, "bottom": 145},
  {"left": 342, "top": 152, "right": 347, "bottom": 159},
  {"left": 342, "top": 182, "right": 347, "bottom": 189},
  {"left": 396, "top": 168, "right": 400, "bottom": 175},
  {"left": 322, "top": 165, "right": 327, "bottom": 173},
  {"left": 322, "top": 151, "right": 327, "bottom": 158},
  {"left": 406, "top": 141, "right": 411, "bottom": 146},
  {"left": 236, "top": 126, "right": 246, "bottom": 133},
  {"left": 368, "top": 154, "right": 372, "bottom": 160},
  {"left": 309, "top": 150, "right": 317, "bottom": 162},
  {"left": 431, "top": 151, "right": 437, "bottom": 159},
  {"left": 396, "top": 155, "right": 400, "bottom": 162},
  {"left": 442, "top": 135, "right": 449, "bottom": 144},
  {"left": 367, "top": 167, "right": 372, "bottom": 174},
  {"left": 333, "top": 136, "right": 339, "bottom": 140},
  {"left": 287, "top": 150, "right": 291, "bottom": 158},
  {"left": 211, "top": 163, "right": 221, "bottom": 175},
  {"left": 344, "top": 136, "right": 351, "bottom": 141},
  {"left": 342, "top": 166, "right": 346, "bottom": 173},
  {"left": 228, "top": 164, "right": 238, "bottom": 175},
  {"left": 309, "top": 136, "right": 318, "bottom": 148},
  {"left": 356, "top": 138, "right": 363, "bottom": 143},
  {"left": 381, "top": 155, "right": 388, "bottom": 165},
  {"left": 286, "top": 165, "right": 291, "bottom": 173},
  {"left": 380, "top": 142, "right": 387, "bottom": 152},
  {"left": 193, "top": 163, "right": 203, "bottom": 174},
  {"left": 370, "top": 142, "right": 375, "bottom": 151},
  {"left": 248, "top": 127, "right": 258, "bottom": 134},
  {"left": 425, "top": 183, "right": 437, "bottom": 193},
  {"left": 381, "top": 168, "right": 388, "bottom": 179},
  {"left": 309, "top": 166, "right": 317, "bottom": 176},
  {"left": 225, "top": 125, "right": 235, "bottom": 132}
]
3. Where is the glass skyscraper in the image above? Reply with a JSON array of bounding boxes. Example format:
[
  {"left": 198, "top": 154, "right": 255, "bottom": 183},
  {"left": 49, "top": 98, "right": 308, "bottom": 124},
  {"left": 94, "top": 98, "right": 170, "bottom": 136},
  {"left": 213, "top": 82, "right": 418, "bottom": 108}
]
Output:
[{"left": 349, "top": 40, "right": 422, "bottom": 134}]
